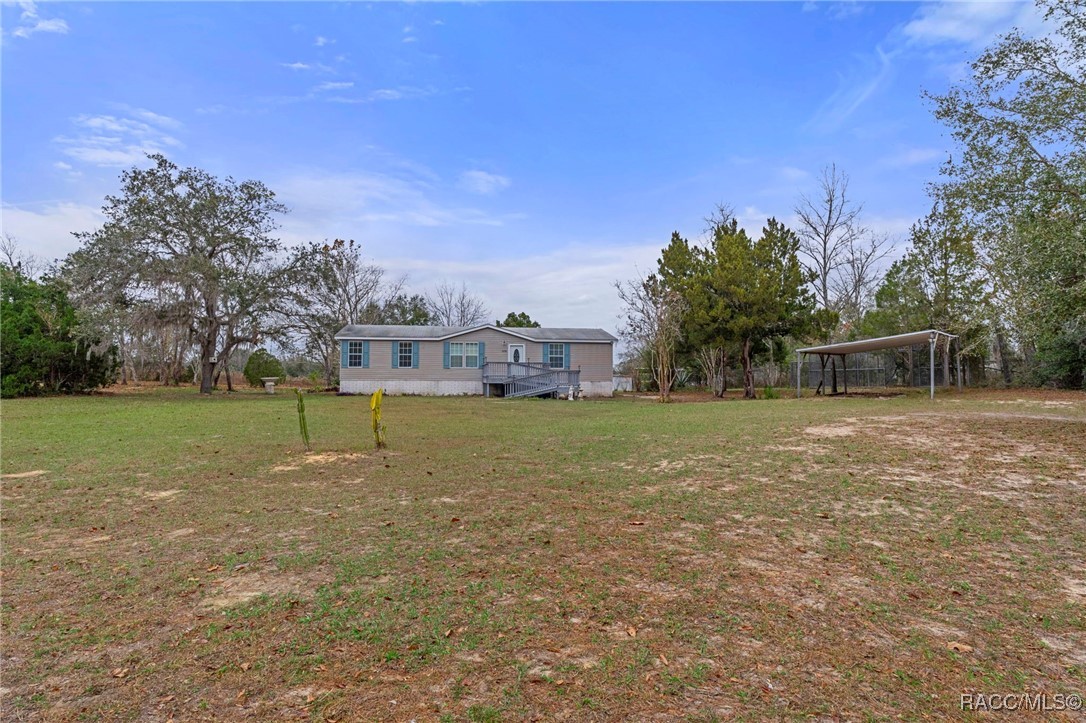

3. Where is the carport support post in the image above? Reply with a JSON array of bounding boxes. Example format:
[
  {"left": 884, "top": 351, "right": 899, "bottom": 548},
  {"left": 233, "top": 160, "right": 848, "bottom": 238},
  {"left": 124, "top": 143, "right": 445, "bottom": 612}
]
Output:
[
  {"left": 929, "top": 332, "right": 936, "bottom": 400},
  {"left": 796, "top": 351, "right": 802, "bottom": 398},
  {"left": 956, "top": 337, "right": 963, "bottom": 392}
]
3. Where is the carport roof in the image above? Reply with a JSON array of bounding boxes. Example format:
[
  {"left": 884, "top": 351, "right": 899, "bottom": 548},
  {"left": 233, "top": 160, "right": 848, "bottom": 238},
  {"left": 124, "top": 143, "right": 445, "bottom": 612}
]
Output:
[{"left": 796, "top": 329, "right": 957, "bottom": 356}]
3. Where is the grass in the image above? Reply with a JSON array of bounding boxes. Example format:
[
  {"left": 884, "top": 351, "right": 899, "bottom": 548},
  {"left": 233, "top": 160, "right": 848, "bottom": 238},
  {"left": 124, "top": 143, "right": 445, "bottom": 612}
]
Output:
[{"left": 1, "top": 385, "right": 1085, "bottom": 720}]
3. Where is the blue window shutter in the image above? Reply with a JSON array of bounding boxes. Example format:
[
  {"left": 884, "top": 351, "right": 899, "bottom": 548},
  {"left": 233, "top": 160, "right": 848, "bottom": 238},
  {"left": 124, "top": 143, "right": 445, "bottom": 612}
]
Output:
[
  {"left": 564, "top": 343, "right": 571, "bottom": 369},
  {"left": 391, "top": 342, "right": 398, "bottom": 368},
  {"left": 542, "top": 343, "right": 550, "bottom": 366},
  {"left": 443, "top": 341, "right": 450, "bottom": 369},
  {"left": 412, "top": 341, "right": 420, "bottom": 369},
  {"left": 477, "top": 342, "right": 485, "bottom": 368},
  {"left": 362, "top": 340, "right": 370, "bottom": 369},
  {"left": 341, "top": 341, "right": 349, "bottom": 368}
]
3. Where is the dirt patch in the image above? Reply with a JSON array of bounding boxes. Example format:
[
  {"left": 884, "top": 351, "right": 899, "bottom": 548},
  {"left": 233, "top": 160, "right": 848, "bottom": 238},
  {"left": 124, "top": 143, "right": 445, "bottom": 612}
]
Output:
[
  {"left": 1064, "top": 575, "right": 1086, "bottom": 600},
  {"left": 303, "top": 452, "right": 364, "bottom": 464},
  {"left": 803, "top": 424, "right": 856, "bottom": 437},
  {"left": 1, "top": 470, "right": 48, "bottom": 479},
  {"left": 199, "top": 572, "right": 323, "bottom": 611},
  {"left": 142, "top": 489, "right": 182, "bottom": 500}
]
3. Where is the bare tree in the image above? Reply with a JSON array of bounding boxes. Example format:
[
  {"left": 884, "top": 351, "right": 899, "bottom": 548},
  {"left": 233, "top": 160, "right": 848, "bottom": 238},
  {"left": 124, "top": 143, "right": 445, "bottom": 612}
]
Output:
[
  {"left": 695, "top": 345, "right": 728, "bottom": 396},
  {"left": 615, "top": 273, "right": 686, "bottom": 402},
  {"left": 426, "top": 281, "right": 489, "bottom": 326},
  {"left": 1, "top": 234, "right": 42, "bottom": 279},
  {"left": 830, "top": 232, "right": 891, "bottom": 328},
  {"left": 288, "top": 239, "right": 404, "bottom": 385},
  {"left": 794, "top": 164, "right": 866, "bottom": 318}
]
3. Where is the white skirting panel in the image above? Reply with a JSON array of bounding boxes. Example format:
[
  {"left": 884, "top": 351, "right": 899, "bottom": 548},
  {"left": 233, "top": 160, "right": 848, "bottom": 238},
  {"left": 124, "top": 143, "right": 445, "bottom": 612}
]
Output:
[
  {"left": 580, "top": 381, "right": 615, "bottom": 397},
  {"left": 339, "top": 379, "right": 614, "bottom": 397},
  {"left": 339, "top": 380, "right": 483, "bottom": 396}
]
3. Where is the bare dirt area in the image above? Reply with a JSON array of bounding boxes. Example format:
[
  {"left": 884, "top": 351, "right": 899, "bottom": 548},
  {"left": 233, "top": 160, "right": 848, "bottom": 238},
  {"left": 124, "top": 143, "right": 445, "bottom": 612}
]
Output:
[{"left": 1, "top": 388, "right": 1084, "bottom": 720}]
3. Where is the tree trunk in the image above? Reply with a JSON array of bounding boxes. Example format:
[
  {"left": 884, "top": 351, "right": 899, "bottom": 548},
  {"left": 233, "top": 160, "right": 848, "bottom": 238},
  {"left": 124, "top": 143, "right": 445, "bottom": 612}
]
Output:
[
  {"left": 741, "top": 338, "right": 755, "bottom": 399},
  {"left": 655, "top": 344, "right": 673, "bottom": 402},
  {"left": 226, "top": 366, "right": 234, "bottom": 392},
  {"left": 324, "top": 345, "right": 336, "bottom": 388},
  {"left": 996, "top": 329, "right": 1013, "bottom": 384},
  {"left": 200, "top": 359, "right": 216, "bottom": 394},
  {"left": 943, "top": 339, "right": 951, "bottom": 388}
]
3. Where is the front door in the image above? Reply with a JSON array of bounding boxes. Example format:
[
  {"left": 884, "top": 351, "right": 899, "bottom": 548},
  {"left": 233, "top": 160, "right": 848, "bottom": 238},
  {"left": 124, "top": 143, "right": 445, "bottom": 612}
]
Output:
[{"left": 508, "top": 344, "right": 527, "bottom": 375}]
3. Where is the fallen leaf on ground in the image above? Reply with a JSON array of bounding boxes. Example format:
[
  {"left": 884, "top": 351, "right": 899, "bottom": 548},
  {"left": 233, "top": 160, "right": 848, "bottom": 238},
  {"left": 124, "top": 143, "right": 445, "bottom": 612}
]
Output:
[
  {"left": 626, "top": 625, "right": 637, "bottom": 637},
  {"left": 946, "top": 641, "right": 973, "bottom": 653},
  {"left": 111, "top": 668, "right": 129, "bottom": 678}
]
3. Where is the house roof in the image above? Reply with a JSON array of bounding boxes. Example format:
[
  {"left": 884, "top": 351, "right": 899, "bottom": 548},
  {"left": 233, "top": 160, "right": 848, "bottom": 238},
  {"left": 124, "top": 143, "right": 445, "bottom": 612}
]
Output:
[
  {"left": 334, "top": 324, "right": 617, "bottom": 343},
  {"left": 796, "top": 329, "right": 957, "bottom": 356}
]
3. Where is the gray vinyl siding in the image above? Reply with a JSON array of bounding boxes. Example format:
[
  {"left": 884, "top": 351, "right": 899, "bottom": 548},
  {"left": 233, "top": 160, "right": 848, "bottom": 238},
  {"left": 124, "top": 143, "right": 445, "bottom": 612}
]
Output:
[{"left": 340, "top": 328, "right": 612, "bottom": 384}]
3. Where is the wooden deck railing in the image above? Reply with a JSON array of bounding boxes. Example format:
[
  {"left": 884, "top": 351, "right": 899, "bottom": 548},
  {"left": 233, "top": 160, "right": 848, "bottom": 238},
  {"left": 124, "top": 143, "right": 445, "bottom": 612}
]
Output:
[
  {"left": 482, "top": 361, "right": 550, "bottom": 382},
  {"left": 482, "top": 362, "right": 580, "bottom": 398}
]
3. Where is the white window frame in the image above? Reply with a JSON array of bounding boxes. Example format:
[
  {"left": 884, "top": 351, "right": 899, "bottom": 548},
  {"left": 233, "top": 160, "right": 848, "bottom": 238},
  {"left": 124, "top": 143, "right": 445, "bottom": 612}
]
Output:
[
  {"left": 347, "top": 341, "right": 364, "bottom": 368},
  {"left": 398, "top": 341, "right": 413, "bottom": 369},
  {"left": 449, "top": 341, "right": 480, "bottom": 369},
  {"left": 547, "top": 343, "right": 565, "bottom": 369}
]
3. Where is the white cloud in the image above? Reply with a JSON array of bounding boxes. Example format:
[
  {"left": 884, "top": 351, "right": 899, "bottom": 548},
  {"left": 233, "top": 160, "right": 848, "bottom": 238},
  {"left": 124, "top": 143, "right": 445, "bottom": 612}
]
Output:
[
  {"left": 779, "top": 166, "right": 810, "bottom": 183},
  {"left": 806, "top": 45, "right": 895, "bottom": 133},
  {"left": 280, "top": 61, "right": 332, "bottom": 72},
  {"left": 807, "top": 1, "right": 1049, "bottom": 135},
  {"left": 324, "top": 86, "right": 440, "bottom": 104},
  {"left": 902, "top": 1, "right": 1047, "bottom": 49},
  {"left": 127, "top": 108, "right": 184, "bottom": 131},
  {"left": 55, "top": 109, "right": 184, "bottom": 168},
  {"left": 0, "top": 202, "right": 103, "bottom": 263},
  {"left": 882, "top": 147, "right": 944, "bottom": 168},
  {"left": 313, "top": 81, "right": 354, "bottom": 92},
  {"left": 402, "top": 36, "right": 418, "bottom": 44},
  {"left": 458, "top": 170, "right": 511, "bottom": 196},
  {"left": 11, "top": 1, "right": 68, "bottom": 39},
  {"left": 381, "top": 241, "right": 661, "bottom": 330},
  {"left": 53, "top": 161, "right": 72, "bottom": 171},
  {"left": 314, "top": 36, "right": 334, "bottom": 47},
  {"left": 274, "top": 170, "right": 515, "bottom": 245}
]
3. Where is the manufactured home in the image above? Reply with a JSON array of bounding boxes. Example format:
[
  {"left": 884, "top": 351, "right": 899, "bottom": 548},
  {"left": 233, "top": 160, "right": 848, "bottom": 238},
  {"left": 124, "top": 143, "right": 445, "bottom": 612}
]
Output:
[{"left": 334, "top": 324, "right": 616, "bottom": 398}]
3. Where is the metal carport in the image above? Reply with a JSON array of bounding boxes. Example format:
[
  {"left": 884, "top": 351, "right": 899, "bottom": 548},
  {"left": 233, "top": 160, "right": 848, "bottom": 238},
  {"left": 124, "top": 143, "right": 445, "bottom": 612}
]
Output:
[{"left": 795, "top": 330, "right": 961, "bottom": 399}]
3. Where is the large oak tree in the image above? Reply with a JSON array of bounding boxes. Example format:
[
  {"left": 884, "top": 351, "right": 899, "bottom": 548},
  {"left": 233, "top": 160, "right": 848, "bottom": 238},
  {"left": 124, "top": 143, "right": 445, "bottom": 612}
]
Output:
[{"left": 69, "top": 155, "right": 292, "bottom": 394}]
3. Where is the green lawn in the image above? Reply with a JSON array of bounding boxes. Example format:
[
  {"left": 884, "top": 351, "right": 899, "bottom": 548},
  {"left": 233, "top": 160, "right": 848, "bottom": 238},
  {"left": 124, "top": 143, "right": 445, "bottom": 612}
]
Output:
[{"left": 2, "top": 386, "right": 1085, "bottom": 721}]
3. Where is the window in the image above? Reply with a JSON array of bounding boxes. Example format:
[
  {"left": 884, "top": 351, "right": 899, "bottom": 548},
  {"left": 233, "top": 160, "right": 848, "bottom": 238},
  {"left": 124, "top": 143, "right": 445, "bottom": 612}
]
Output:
[
  {"left": 398, "top": 341, "right": 413, "bottom": 369},
  {"left": 547, "top": 343, "right": 565, "bottom": 369},
  {"left": 450, "top": 342, "right": 480, "bottom": 368},
  {"left": 347, "top": 341, "right": 364, "bottom": 368}
]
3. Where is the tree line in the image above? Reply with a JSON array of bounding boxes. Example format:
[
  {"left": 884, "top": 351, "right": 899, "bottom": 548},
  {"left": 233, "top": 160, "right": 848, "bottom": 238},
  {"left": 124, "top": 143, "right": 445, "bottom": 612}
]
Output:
[
  {"left": 619, "top": 0, "right": 1084, "bottom": 398},
  {"left": 0, "top": 154, "right": 527, "bottom": 397}
]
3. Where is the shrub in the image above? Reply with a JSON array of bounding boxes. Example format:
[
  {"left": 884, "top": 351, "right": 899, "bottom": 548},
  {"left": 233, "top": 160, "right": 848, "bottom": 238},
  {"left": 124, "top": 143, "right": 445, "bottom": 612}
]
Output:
[
  {"left": 243, "top": 348, "right": 285, "bottom": 387},
  {"left": 1030, "top": 323, "right": 1086, "bottom": 390},
  {"left": 762, "top": 385, "right": 780, "bottom": 399},
  {"left": 1, "top": 267, "right": 117, "bottom": 398}
]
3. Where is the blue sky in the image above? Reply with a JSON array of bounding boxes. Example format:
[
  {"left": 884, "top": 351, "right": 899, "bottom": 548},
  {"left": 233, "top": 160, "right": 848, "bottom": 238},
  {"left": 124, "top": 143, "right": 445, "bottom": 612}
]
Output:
[{"left": 1, "top": 1, "right": 1046, "bottom": 330}]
